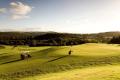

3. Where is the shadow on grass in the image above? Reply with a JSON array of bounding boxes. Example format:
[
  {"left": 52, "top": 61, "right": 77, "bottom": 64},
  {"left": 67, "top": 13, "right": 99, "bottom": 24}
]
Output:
[
  {"left": 1, "top": 59, "right": 21, "bottom": 65},
  {"left": 11, "top": 45, "right": 18, "bottom": 49},
  {"left": 45, "top": 55, "right": 68, "bottom": 63},
  {"left": 0, "top": 55, "right": 13, "bottom": 60},
  {"left": 0, "top": 53, "right": 8, "bottom": 55},
  {"left": 1, "top": 54, "right": 120, "bottom": 80},
  {"left": 1, "top": 45, "right": 120, "bottom": 80},
  {"left": 31, "top": 47, "right": 65, "bottom": 56}
]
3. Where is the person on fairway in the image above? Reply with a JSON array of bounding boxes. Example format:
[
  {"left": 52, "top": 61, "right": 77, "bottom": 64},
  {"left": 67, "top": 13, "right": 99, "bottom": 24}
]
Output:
[
  {"left": 68, "top": 50, "right": 72, "bottom": 55},
  {"left": 68, "top": 42, "right": 73, "bottom": 55}
]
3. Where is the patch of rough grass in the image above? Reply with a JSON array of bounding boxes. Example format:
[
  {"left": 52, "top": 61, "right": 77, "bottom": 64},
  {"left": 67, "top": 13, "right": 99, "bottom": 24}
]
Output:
[{"left": 23, "top": 65, "right": 120, "bottom": 80}]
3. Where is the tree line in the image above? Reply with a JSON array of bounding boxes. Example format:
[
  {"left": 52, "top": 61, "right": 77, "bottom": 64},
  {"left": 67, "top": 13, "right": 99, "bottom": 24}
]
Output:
[{"left": 0, "top": 32, "right": 120, "bottom": 46}]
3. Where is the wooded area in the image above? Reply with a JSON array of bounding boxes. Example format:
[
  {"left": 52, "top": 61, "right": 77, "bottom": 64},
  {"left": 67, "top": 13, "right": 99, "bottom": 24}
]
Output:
[{"left": 0, "top": 31, "right": 120, "bottom": 46}]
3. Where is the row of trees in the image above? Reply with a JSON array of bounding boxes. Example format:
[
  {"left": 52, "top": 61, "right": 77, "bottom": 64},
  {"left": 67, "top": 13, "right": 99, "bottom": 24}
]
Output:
[
  {"left": 0, "top": 32, "right": 120, "bottom": 46},
  {"left": 109, "top": 36, "right": 120, "bottom": 44},
  {"left": 0, "top": 33, "right": 88, "bottom": 46},
  {"left": 0, "top": 39, "right": 87, "bottom": 46}
]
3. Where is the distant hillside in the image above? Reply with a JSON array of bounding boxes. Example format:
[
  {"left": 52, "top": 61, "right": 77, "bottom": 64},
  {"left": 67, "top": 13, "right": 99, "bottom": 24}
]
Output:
[
  {"left": 87, "top": 31, "right": 120, "bottom": 42},
  {"left": 0, "top": 31, "right": 120, "bottom": 46},
  {"left": 0, "top": 32, "right": 53, "bottom": 40}
]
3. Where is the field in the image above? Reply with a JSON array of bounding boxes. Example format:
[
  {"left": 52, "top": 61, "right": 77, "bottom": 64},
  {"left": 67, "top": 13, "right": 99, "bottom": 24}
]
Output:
[{"left": 1, "top": 43, "right": 120, "bottom": 80}]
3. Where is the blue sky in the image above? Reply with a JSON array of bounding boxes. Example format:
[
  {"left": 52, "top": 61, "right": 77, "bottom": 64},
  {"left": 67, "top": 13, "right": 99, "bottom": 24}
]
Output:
[{"left": 0, "top": 0, "right": 120, "bottom": 33}]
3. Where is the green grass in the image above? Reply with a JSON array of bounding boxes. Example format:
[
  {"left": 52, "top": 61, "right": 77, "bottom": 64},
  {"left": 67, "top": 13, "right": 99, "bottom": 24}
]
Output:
[
  {"left": 0, "top": 43, "right": 120, "bottom": 80},
  {"left": 24, "top": 65, "right": 120, "bottom": 80}
]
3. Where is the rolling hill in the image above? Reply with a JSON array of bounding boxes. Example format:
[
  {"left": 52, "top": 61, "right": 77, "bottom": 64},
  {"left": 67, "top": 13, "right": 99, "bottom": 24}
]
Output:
[{"left": 0, "top": 43, "right": 120, "bottom": 80}]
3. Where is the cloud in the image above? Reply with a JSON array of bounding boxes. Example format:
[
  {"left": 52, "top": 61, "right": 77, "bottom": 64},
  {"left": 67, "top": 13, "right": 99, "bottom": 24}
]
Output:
[
  {"left": 11, "top": 15, "right": 29, "bottom": 20},
  {"left": 10, "top": 2, "right": 32, "bottom": 20},
  {"left": 0, "top": 8, "right": 6, "bottom": 13}
]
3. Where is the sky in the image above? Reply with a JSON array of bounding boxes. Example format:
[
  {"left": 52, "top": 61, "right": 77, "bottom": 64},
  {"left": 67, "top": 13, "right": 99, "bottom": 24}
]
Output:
[{"left": 0, "top": 0, "right": 120, "bottom": 33}]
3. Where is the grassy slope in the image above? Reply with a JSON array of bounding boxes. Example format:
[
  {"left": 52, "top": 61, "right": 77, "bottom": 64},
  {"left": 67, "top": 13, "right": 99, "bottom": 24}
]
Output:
[
  {"left": 0, "top": 43, "right": 120, "bottom": 80},
  {"left": 24, "top": 65, "right": 120, "bottom": 80}
]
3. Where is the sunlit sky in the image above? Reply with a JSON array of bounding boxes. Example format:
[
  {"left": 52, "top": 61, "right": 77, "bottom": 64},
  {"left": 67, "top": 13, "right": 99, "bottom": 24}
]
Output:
[{"left": 0, "top": 0, "right": 120, "bottom": 33}]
